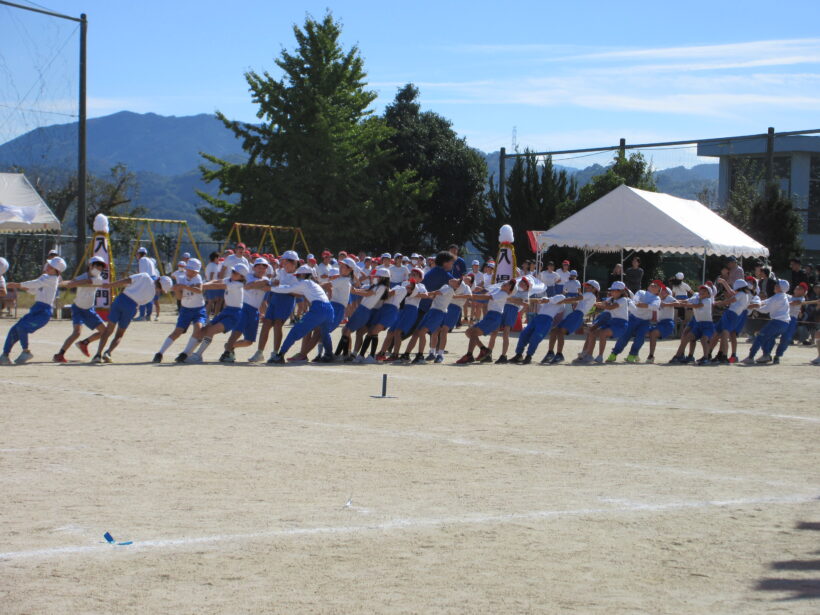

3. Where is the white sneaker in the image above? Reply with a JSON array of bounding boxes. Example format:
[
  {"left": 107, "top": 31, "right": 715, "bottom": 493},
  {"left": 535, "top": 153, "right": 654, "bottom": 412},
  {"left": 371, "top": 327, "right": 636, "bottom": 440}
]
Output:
[
  {"left": 811, "top": 356, "right": 820, "bottom": 365},
  {"left": 362, "top": 356, "right": 378, "bottom": 364},
  {"left": 15, "top": 350, "right": 33, "bottom": 364},
  {"left": 186, "top": 353, "right": 203, "bottom": 364},
  {"left": 248, "top": 350, "right": 264, "bottom": 363}
]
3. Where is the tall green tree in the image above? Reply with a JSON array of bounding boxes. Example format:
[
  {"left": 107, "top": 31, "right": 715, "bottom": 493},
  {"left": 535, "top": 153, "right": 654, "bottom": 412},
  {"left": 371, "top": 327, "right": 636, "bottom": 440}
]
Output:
[
  {"left": 197, "top": 12, "right": 398, "bottom": 250},
  {"left": 749, "top": 182, "right": 803, "bottom": 270},
  {"left": 382, "top": 84, "right": 487, "bottom": 250}
]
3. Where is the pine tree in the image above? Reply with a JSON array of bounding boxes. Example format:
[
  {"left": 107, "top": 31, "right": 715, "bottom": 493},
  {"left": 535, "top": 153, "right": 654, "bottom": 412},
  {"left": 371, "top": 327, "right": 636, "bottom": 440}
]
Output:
[{"left": 749, "top": 183, "right": 803, "bottom": 270}]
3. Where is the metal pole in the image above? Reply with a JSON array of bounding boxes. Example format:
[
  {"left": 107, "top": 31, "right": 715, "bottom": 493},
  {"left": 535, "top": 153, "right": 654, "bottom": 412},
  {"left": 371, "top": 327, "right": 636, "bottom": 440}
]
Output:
[
  {"left": 499, "top": 147, "right": 506, "bottom": 208},
  {"left": 765, "top": 126, "right": 775, "bottom": 183},
  {"left": 619, "top": 138, "right": 626, "bottom": 159},
  {"left": 702, "top": 249, "right": 707, "bottom": 284},
  {"left": 76, "top": 13, "right": 88, "bottom": 267}
]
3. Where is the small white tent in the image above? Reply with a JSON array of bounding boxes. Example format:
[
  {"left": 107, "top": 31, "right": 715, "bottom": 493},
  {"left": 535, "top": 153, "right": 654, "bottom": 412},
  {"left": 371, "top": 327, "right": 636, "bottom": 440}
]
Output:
[
  {"left": 0, "top": 173, "right": 61, "bottom": 234},
  {"left": 528, "top": 184, "right": 768, "bottom": 258}
]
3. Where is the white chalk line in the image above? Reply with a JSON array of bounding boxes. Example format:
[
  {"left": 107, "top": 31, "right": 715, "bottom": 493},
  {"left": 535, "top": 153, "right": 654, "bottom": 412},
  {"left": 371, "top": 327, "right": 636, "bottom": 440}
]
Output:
[
  {"left": 1, "top": 492, "right": 815, "bottom": 563},
  {"left": 301, "top": 365, "right": 820, "bottom": 425}
]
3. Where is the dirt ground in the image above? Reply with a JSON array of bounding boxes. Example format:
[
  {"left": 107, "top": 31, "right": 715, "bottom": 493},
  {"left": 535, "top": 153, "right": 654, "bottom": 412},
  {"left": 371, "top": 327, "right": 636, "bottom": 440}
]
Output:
[{"left": 1, "top": 311, "right": 818, "bottom": 614}]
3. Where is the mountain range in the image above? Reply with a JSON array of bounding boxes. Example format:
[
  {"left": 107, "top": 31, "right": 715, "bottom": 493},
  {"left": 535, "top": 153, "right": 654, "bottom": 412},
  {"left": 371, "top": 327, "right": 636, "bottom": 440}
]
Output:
[{"left": 0, "top": 111, "right": 718, "bottom": 235}]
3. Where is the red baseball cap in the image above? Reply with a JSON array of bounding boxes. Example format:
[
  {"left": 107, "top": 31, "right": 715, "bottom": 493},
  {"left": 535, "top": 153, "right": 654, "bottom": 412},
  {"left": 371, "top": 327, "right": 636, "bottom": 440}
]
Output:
[
  {"left": 798, "top": 281, "right": 809, "bottom": 290},
  {"left": 236, "top": 243, "right": 246, "bottom": 249},
  {"left": 322, "top": 250, "right": 332, "bottom": 257},
  {"left": 562, "top": 260, "right": 570, "bottom": 265}
]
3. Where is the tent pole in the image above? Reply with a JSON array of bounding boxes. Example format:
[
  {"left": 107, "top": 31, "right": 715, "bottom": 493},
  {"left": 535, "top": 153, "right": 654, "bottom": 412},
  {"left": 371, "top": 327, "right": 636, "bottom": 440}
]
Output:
[
  {"left": 620, "top": 249, "right": 624, "bottom": 281},
  {"left": 583, "top": 250, "right": 588, "bottom": 282},
  {"left": 702, "top": 249, "right": 707, "bottom": 284}
]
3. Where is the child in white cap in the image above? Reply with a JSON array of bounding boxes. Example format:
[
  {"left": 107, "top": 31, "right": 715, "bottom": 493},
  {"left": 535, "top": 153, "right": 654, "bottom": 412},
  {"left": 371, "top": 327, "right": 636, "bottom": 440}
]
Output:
[
  {"left": 544, "top": 280, "right": 598, "bottom": 364},
  {"left": 742, "top": 279, "right": 793, "bottom": 364},
  {"left": 250, "top": 250, "right": 299, "bottom": 363},
  {"left": 668, "top": 285, "right": 716, "bottom": 365},
  {"left": 152, "top": 258, "right": 205, "bottom": 362},
  {"left": 53, "top": 256, "right": 108, "bottom": 362},
  {"left": 220, "top": 258, "right": 271, "bottom": 363},
  {"left": 92, "top": 272, "right": 173, "bottom": 363},
  {"left": 575, "top": 281, "right": 629, "bottom": 363},
  {"left": 1, "top": 256, "right": 66, "bottom": 364},
  {"left": 134, "top": 246, "right": 159, "bottom": 322}
]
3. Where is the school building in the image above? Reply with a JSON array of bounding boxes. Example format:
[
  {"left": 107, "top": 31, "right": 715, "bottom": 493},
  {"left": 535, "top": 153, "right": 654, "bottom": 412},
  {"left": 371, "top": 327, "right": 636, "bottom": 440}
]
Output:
[{"left": 697, "top": 133, "right": 820, "bottom": 261}]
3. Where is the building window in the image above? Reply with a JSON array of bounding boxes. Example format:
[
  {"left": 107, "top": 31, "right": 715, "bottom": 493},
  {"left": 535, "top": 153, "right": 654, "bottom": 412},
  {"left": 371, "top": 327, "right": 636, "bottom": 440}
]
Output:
[{"left": 810, "top": 155, "right": 820, "bottom": 234}]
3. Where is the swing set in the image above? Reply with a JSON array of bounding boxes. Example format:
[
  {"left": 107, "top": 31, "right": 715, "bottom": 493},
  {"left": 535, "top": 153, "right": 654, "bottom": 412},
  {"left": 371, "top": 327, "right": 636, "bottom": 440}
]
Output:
[
  {"left": 108, "top": 216, "right": 202, "bottom": 276},
  {"left": 220, "top": 223, "right": 310, "bottom": 257}
]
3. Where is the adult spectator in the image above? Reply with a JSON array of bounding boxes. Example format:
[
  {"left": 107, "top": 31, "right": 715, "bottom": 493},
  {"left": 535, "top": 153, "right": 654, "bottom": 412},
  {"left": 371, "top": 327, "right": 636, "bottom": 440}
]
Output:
[
  {"left": 790, "top": 258, "right": 809, "bottom": 289},
  {"left": 607, "top": 263, "right": 623, "bottom": 289},
  {"left": 218, "top": 243, "right": 250, "bottom": 279},
  {"left": 419, "top": 251, "right": 456, "bottom": 312},
  {"left": 725, "top": 256, "right": 744, "bottom": 286},
  {"left": 449, "top": 245, "right": 467, "bottom": 279},
  {"left": 624, "top": 256, "right": 644, "bottom": 294}
]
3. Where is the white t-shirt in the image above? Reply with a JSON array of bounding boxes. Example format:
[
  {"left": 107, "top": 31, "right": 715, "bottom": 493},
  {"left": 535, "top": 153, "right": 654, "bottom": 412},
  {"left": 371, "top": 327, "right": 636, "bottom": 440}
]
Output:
[
  {"left": 630, "top": 290, "right": 660, "bottom": 320},
  {"left": 788, "top": 294, "right": 805, "bottom": 318},
  {"left": 729, "top": 291, "right": 750, "bottom": 315},
  {"left": 557, "top": 269, "right": 572, "bottom": 285},
  {"left": 223, "top": 278, "right": 244, "bottom": 308},
  {"left": 607, "top": 296, "right": 630, "bottom": 320},
  {"left": 431, "top": 284, "right": 455, "bottom": 311},
  {"left": 180, "top": 274, "right": 205, "bottom": 309},
  {"left": 243, "top": 274, "right": 269, "bottom": 309},
  {"left": 72, "top": 273, "right": 103, "bottom": 310},
  {"left": 563, "top": 279, "right": 582, "bottom": 295},
  {"left": 758, "top": 292, "right": 790, "bottom": 323},
  {"left": 748, "top": 294, "right": 761, "bottom": 313},
  {"left": 138, "top": 256, "right": 157, "bottom": 277},
  {"left": 219, "top": 254, "right": 250, "bottom": 278},
  {"left": 539, "top": 270, "right": 560, "bottom": 288},
  {"left": 123, "top": 273, "right": 156, "bottom": 305},
  {"left": 404, "top": 282, "right": 427, "bottom": 308},
  {"left": 487, "top": 288, "right": 509, "bottom": 314},
  {"left": 204, "top": 261, "right": 220, "bottom": 282},
  {"left": 385, "top": 285, "right": 408, "bottom": 308},
  {"left": 316, "top": 262, "right": 333, "bottom": 280},
  {"left": 689, "top": 295, "right": 713, "bottom": 322},
  {"left": 272, "top": 279, "right": 329, "bottom": 303},
  {"left": 330, "top": 276, "right": 352, "bottom": 305},
  {"left": 573, "top": 291, "right": 598, "bottom": 316},
  {"left": 450, "top": 281, "right": 472, "bottom": 307},
  {"left": 275, "top": 270, "right": 297, "bottom": 288},
  {"left": 361, "top": 284, "right": 388, "bottom": 309},
  {"left": 670, "top": 282, "right": 692, "bottom": 298},
  {"left": 538, "top": 294, "right": 566, "bottom": 317},
  {"left": 388, "top": 265, "right": 408, "bottom": 285},
  {"left": 172, "top": 269, "right": 187, "bottom": 285},
  {"left": 656, "top": 295, "right": 677, "bottom": 321}
]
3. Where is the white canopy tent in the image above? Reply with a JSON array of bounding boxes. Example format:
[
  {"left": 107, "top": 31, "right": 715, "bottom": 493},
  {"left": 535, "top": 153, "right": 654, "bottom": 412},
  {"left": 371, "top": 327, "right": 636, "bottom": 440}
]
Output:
[
  {"left": 0, "top": 173, "right": 61, "bottom": 234},
  {"left": 528, "top": 184, "right": 769, "bottom": 282}
]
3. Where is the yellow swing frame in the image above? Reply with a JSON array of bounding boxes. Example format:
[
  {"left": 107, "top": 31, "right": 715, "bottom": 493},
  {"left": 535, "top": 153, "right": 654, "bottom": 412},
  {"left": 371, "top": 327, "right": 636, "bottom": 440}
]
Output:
[{"left": 220, "top": 223, "right": 310, "bottom": 257}]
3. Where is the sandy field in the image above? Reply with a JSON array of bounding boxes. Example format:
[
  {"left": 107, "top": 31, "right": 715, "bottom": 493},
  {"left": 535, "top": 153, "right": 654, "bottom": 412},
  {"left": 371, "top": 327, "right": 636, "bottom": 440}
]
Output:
[{"left": 0, "top": 310, "right": 818, "bottom": 614}]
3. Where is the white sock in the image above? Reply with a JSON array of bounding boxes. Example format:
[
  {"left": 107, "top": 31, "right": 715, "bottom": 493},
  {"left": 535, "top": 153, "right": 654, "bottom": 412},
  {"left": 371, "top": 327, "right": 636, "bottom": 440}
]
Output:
[
  {"left": 437, "top": 349, "right": 444, "bottom": 357},
  {"left": 197, "top": 337, "right": 212, "bottom": 355},
  {"left": 159, "top": 337, "right": 174, "bottom": 354},
  {"left": 183, "top": 336, "right": 198, "bottom": 354}
]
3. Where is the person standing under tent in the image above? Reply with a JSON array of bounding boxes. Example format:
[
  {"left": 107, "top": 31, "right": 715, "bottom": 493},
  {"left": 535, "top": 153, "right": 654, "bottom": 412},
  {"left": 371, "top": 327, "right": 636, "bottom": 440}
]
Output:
[
  {"left": 265, "top": 265, "right": 335, "bottom": 365},
  {"left": 607, "top": 263, "right": 624, "bottom": 289},
  {"left": 1, "top": 256, "right": 66, "bottom": 365},
  {"left": 152, "top": 259, "right": 206, "bottom": 363},
  {"left": 176, "top": 263, "right": 248, "bottom": 364},
  {"left": 624, "top": 256, "right": 644, "bottom": 295},
  {"left": 53, "top": 256, "right": 108, "bottom": 363},
  {"left": 555, "top": 260, "right": 572, "bottom": 294},
  {"left": 0, "top": 256, "right": 8, "bottom": 298},
  {"left": 91, "top": 272, "right": 172, "bottom": 363},
  {"left": 725, "top": 256, "right": 744, "bottom": 286}
]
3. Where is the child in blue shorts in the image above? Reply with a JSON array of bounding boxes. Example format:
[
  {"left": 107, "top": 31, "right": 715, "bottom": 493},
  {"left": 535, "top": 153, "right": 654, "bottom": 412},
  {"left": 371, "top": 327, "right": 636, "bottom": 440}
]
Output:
[{"left": 53, "top": 256, "right": 108, "bottom": 362}]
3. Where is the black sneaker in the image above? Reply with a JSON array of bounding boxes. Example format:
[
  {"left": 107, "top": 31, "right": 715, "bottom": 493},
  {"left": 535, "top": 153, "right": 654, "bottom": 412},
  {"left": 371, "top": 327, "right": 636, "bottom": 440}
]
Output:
[
  {"left": 510, "top": 353, "right": 524, "bottom": 364},
  {"left": 772, "top": 356, "right": 781, "bottom": 365},
  {"left": 152, "top": 352, "right": 162, "bottom": 363},
  {"left": 478, "top": 352, "right": 493, "bottom": 364},
  {"left": 399, "top": 353, "right": 411, "bottom": 363},
  {"left": 544, "top": 350, "right": 555, "bottom": 362},
  {"left": 551, "top": 352, "right": 565, "bottom": 364},
  {"left": 174, "top": 352, "right": 188, "bottom": 363},
  {"left": 412, "top": 354, "right": 425, "bottom": 364},
  {"left": 311, "top": 354, "right": 324, "bottom": 363},
  {"left": 521, "top": 355, "right": 532, "bottom": 365},
  {"left": 495, "top": 355, "right": 508, "bottom": 364},
  {"left": 267, "top": 353, "right": 284, "bottom": 365},
  {"left": 218, "top": 351, "right": 231, "bottom": 363}
]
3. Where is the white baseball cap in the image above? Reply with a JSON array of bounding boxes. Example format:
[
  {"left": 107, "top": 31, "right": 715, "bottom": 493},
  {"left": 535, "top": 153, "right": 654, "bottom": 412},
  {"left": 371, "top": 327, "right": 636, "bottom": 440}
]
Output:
[
  {"left": 48, "top": 256, "right": 67, "bottom": 273},
  {"left": 609, "top": 280, "right": 626, "bottom": 291},
  {"left": 732, "top": 279, "right": 748, "bottom": 290},
  {"left": 472, "top": 260, "right": 480, "bottom": 266},
  {"left": 569, "top": 269, "right": 578, "bottom": 276},
  {"left": 375, "top": 267, "right": 391, "bottom": 278},
  {"left": 159, "top": 276, "right": 173, "bottom": 292},
  {"left": 232, "top": 263, "right": 250, "bottom": 277},
  {"left": 280, "top": 250, "right": 299, "bottom": 261},
  {"left": 328, "top": 267, "right": 340, "bottom": 276},
  {"left": 186, "top": 258, "right": 202, "bottom": 272},
  {"left": 88, "top": 256, "right": 106, "bottom": 266},
  {"left": 182, "top": 252, "right": 191, "bottom": 259},
  {"left": 380, "top": 252, "right": 391, "bottom": 259},
  {"left": 776, "top": 279, "right": 790, "bottom": 292},
  {"left": 296, "top": 264, "right": 314, "bottom": 275},
  {"left": 0, "top": 257, "right": 9, "bottom": 275},
  {"left": 137, "top": 246, "right": 147, "bottom": 254},
  {"left": 340, "top": 257, "right": 357, "bottom": 271},
  {"left": 584, "top": 279, "right": 601, "bottom": 292},
  {"left": 253, "top": 257, "right": 268, "bottom": 266},
  {"left": 675, "top": 272, "right": 684, "bottom": 280}
]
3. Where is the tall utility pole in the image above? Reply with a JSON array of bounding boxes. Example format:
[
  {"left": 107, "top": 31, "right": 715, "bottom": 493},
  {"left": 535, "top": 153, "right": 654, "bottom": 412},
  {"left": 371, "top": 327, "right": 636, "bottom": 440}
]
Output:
[{"left": 0, "top": 1, "right": 87, "bottom": 263}]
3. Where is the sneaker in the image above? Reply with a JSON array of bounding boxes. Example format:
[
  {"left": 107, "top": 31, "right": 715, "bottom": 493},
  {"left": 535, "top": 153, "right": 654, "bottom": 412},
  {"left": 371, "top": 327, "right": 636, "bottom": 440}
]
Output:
[
  {"left": 384, "top": 354, "right": 399, "bottom": 362},
  {"left": 354, "top": 354, "right": 366, "bottom": 364},
  {"left": 544, "top": 350, "right": 555, "bottom": 362},
  {"left": 624, "top": 354, "right": 638, "bottom": 363},
  {"left": 668, "top": 355, "right": 681, "bottom": 364},
  {"left": 696, "top": 357, "right": 711, "bottom": 366},
  {"left": 102, "top": 351, "right": 113, "bottom": 363},
  {"left": 511, "top": 354, "right": 524, "bottom": 364},
  {"left": 343, "top": 354, "right": 355, "bottom": 363},
  {"left": 425, "top": 352, "right": 436, "bottom": 362},
  {"left": 186, "top": 353, "right": 203, "bottom": 364},
  {"left": 740, "top": 356, "right": 755, "bottom": 365},
  {"left": 319, "top": 355, "right": 334, "bottom": 363},
  {"left": 682, "top": 355, "right": 695, "bottom": 364},
  {"left": 311, "top": 354, "right": 324, "bottom": 363},
  {"left": 729, "top": 354, "right": 738, "bottom": 364},
  {"left": 455, "top": 353, "right": 474, "bottom": 365},
  {"left": 375, "top": 353, "right": 387, "bottom": 362},
  {"left": 0, "top": 354, "right": 10, "bottom": 365},
  {"left": 551, "top": 353, "right": 565, "bottom": 364},
  {"left": 15, "top": 350, "right": 33, "bottom": 364},
  {"left": 434, "top": 354, "right": 444, "bottom": 364},
  {"left": 478, "top": 351, "right": 494, "bottom": 364},
  {"left": 248, "top": 349, "right": 264, "bottom": 363},
  {"left": 772, "top": 356, "right": 780, "bottom": 365},
  {"left": 540, "top": 354, "right": 552, "bottom": 364},
  {"left": 223, "top": 351, "right": 237, "bottom": 363},
  {"left": 399, "top": 353, "right": 411, "bottom": 363},
  {"left": 521, "top": 355, "right": 532, "bottom": 365},
  {"left": 476, "top": 347, "right": 491, "bottom": 361},
  {"left": 605, "top": 353, "right": 617, "bottom": 363},
  {"left": 53, "top": 353, "right": 67, "bottom": 363},
  {"left": 645, "top": 355, "right": 654, "bottom": 364},
  {"left": 174, "top": 352, "right": 188, "bottom": 363},
  {"left": 362, "top": 356, "right": 378, "bottom": 364},
  {"left": 495, "top": 355, "right": 508, "bottom": 364},
  {"left": 152, "top": 353, "right": 163, "bottom": 363},
  {"left": 811, "top": 356, "right": 820, "bottom": 365},
  {"left": 266, "top": 353, "right": 282, "bottom": 364},
  {"left": 75, "top": 341, "right": 90, "bottom": 357},
  {"left": 411, "top": 354, "right": 425, "bottom": 364},
  {"left": 91, "top": 354, "right": 102, "bottom": 364},
  {"left": 755, "top": 354, "right": 772, "bottom": 364},
  {"left": 593, "top": 355, "right": 603, "bottom": 364},
  {"left": 133, "top": 316, "right": 144, "bottom": 322}
]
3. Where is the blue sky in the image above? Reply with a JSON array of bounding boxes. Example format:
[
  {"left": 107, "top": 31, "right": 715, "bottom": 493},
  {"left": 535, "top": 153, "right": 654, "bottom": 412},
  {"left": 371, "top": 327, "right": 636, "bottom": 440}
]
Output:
[{"left": 2, "top": 0, "right": 820, "bottom": 164}]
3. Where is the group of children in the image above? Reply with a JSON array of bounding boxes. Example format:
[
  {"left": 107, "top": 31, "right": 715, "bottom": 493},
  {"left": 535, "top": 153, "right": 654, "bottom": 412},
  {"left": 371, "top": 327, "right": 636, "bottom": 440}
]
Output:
[{"left": 1, "top": 247, "right": 819, "bottom": 367}]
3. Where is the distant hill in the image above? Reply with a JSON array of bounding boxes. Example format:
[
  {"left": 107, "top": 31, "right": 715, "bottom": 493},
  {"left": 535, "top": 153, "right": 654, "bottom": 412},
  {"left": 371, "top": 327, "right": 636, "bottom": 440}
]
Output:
[{"left": 0, "top": 112, "right": 720, "bottom": 237}]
